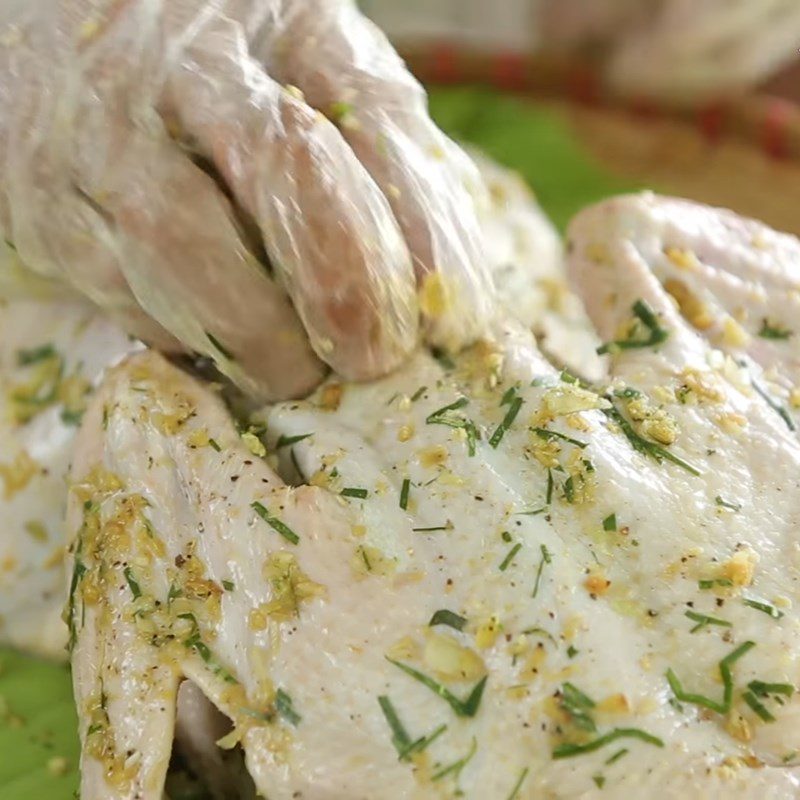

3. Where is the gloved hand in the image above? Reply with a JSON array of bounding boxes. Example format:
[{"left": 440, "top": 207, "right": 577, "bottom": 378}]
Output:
[
  {"left": 540, "top": 0, "right": 800, "bottom": 102},
  {"left": 0, "top": 0, "right": 494, "bottom": 400}
]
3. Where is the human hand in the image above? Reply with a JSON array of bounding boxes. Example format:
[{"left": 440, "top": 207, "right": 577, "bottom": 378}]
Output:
[{"left": 0, "top": 0, "right": 493, "bottom": 401}]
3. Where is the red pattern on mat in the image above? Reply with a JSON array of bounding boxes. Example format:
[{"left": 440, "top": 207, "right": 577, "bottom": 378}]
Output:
[{"left": 408, "top": 42, "right": 800, "bottom": 162}]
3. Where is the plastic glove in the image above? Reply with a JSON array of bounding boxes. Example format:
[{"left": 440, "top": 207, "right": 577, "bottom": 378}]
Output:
[
  {"left": 0, "top": 0, "right": 493, "bottom": 401},
  {"left": 539, "top": 0, "right": 800, "bottom": 102}
]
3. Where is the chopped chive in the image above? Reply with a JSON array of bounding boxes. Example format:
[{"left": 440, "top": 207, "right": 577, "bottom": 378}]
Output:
[
  {"left": 489, "top": 396, "right": 523, "bottom": 448},
  {"left": 429, "top": 609, "right": 467, "bottom": 631},
  {"left": 593, "top": 775, "right": 606, "bottom": 789},
  {"left": 560, "top": 682, "right": 597, "bottom": 732},
  {"left": 522, "top": 627, "right": 557, "bottom": 645},
  {"left": 667, "top": 640, "right": 755, "bottom": 715},
  {"left": 751, "top": 374, "right": 796, "bottom": 431},
  {"left": 532, "top": 427, "right": 587, "bottom": 449},
  {"left": 566, "top": 645, "right": 579, "bottom": 659},
  {"left": 426, "top": 397, "right": 479, "bottom": 456},
  {"left": 743, "top": 598, "right": 784, "bottom": 619},
  {"left": 221, "top": 579, "right": 235, "bottom": 591},
  {"left": 603, "top": 404, "right": 701, "bottom": 476},
  {"left": 714, "top": 495, "right": 741, "bottom": 512},
  {"left": 563, "top": 476, "right": 575, "bottom": 504},
  {"left": 431, "top": 737, "right": 477, "bottom": 781},
  {"left": 684, "top": 610, "right": 732, "bottom": 633},
  {"left": 275, "top": 688, "right": 301, "bottom": 725},
  {"left": 602, "top": 513, "right": 617, "bottom": 532},
  {"left": 545, "top": 469, "right": 554, "bottom": 504},
  {"left": 605, "top": 748, "right": 628, "bottom": 765},
  {"left": 506, "top": 767, "right": 529, "bottom": 800},
  {"left": 60, "top": 408, "right": 84, "bottom": 426},
  {"left": 205, "top": 331, "right": 234, "bottom": 360},
  {"left": 553, "top": 727, "right": 663, "bottom": 759},
  {"left": 742, "top": 690, "right": 775, "bottom": 722},
  {"left": 17, "top": 343, "right": 56, "bottom": 366},
  {"left": 532, "top": 544, "right": 552, "bottom": 598},
  {"left": 501, "top": 530, "right": 513, "bottom": 543},
  {"left": 208, "top": 437, "right": 222, "bottom": 452},
  {"left": 410, "top": 385, "right": 427, "bottom": 402},
  {"left": 386, "top": 658, "right": 487, "bottom": 718},
  {"left": 500, "top": 386, "right": 518, "bottom": 406},
  {"left": 399, "top": 478, "right": 411, "bottom": 510},
  {"left": 412, "top": 524, "right": 451, "bottom": 533},
  {"left": 341, "top": 487, "right": 369, "bottom": 499},
  {"left": 276, "top": 433, "right": 312, "bottom": 449},
  {"left": 515, "top": 507, "right": 547, "bottom": 516},
  {"left": 123, "top": 567, "right": 142, "bottom": 600},
  {"left": 758, "top": 319, "right": 792, "bottom": 340},
  {"left": 698, "top": 578, "right": 733, "bottom": 590},
  {"left": 251, "top": 501, "right": 299, "bottom": 544},
  {"left": 499, "top": 542, "right": 522, "bottom": 572},
  {"left": 378, "top": 695, "right": 411, "bottom": 754},
  {"left": 748, "top": 680, "right": 794, "bottom": 697},
  {"left": 400, "top": 723, "right": 448, "bottom": 760},
  {"left": 597, "top": 299, "right": 669, "bottom": 355}
]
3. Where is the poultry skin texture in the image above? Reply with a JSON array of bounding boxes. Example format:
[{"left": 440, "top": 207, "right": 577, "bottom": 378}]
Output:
[{"left": 62, "top": 191, "right": 800, "bottom": 799}]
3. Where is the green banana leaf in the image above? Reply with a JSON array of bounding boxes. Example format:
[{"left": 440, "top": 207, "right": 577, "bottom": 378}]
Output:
[{"left": 0, "top": 87, "right": 641, "bottom": 799}]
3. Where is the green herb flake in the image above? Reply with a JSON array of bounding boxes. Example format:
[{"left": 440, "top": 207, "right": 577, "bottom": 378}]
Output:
[
  {"left": 532, "top": 427, "right": 587, "bottom": 449},
  {"left": 747, "top": 680, "right": 794, "bottom": 697},
  {"left": 742, "top": 690, "right": 775, "bottom": 722},
  {"left": 489, "top": 396, "right": 523, "bottom": 448},
  {"left": 208, "top": 437, "right": 222, "bottom": 452},
  {"left": 205, "top": 330, "right": 234, "bottom": 360},
  {"left": 593, "top": 775, "right": 606, "bottom": 789},
  {"left": 386, "top": 658, "right": 487, "bottom": 718},
  {"left": 684, "top": 610, "right": 732, "bottom": 633},
  {"left": 750, "top": 373, "right": 796, "bottom": 431},
  {"left": 221, "top": 579, "right": 235, "bottom": 592},
  {"left": 553, "top": 727, "right": 663, "bottom": 759},
  {"left": 60, "top": 408, "right": 84, "bottom": 426},
  {"left": 431, "top": 737, "right": 477, "bottom": 782},
  {"left": 426, "top": 397, "right": 480, "bottom": 456},
  {"left": 532, "top": 544, "right": 552, "bottom": 598},
  {"left": 698, "top": 578, "right": 733, "bottom": 590},
  {"left": 276, "top": 433, "right": 312, "bottom": 449},
  {"left": 410, "top": 385, "right": 428, "bottom": 402},
  {"left": 341, "top": 487, "right": 369, "bottom": 499},
  {"left": 666, "top": 640, "right": 755, "bottom": 715},
  {"left": 275, "top": 688, "right": 301, "bottom": 726},
  {"left": 560, "top": 682, "right": 597, "bottom": 732},
  {"left": 603, "top": 403, "right": 701, "bottom": 476},
  {"left": 506, "top": 767, "right": 529, "bottom": 800},
  {"left": 399, "top": 478, "right": 411, "bottom": 510},
  {"left": 566, "top": 645, "right": 579, "bottom": 659},
  {"left": 123, "top": 567, "right": 142, "bottom": 600},
  {"left": 499, "top": 542, "right": 522, "bottom": 572},
  {"left": 602, "top": 513, "right": 617, "bottom": 532},
  {"left": 758, "top": 319, "right": 792, "bottom": 340},
  {"left": 714, "top": 495, "right": 741, "bottom": 512},
  {"left": 743, "top": 598, "right": 784, "bottom": 619},
  {"left": 251, "top": 501, "right": 299, "bottom": 545},
  {"left": 429, "top": 609, "right": 467, "bottom": 631},
  {"left": 605, "top": 748, "right": 628, "bottom": 765},
  {"left": 17, "top": 343, "right": 57, "bottom": 366},
  {"left": 597, "top": 300, "right": 669, "bottom": 355}
]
